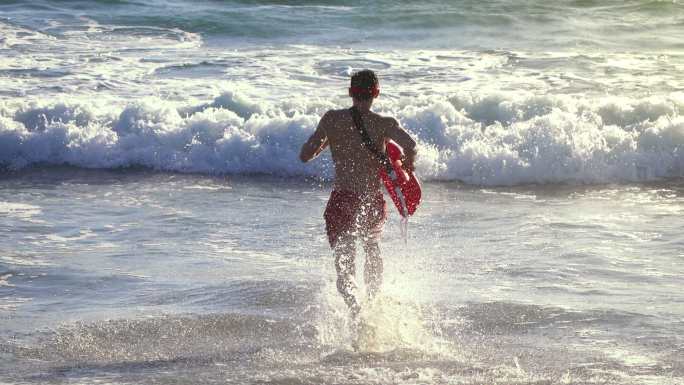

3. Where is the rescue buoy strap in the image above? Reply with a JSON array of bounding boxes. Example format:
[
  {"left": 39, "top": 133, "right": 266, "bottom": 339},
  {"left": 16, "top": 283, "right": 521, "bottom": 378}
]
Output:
[{"left": 349, "top": 106, "right": 392, "bottom": 174}]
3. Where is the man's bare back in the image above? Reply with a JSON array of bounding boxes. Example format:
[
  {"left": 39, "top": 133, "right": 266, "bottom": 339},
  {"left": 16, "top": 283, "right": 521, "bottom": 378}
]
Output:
[
  {"left": 304, "top": 108, "right": 415, "bottom": 194},
  {"left": 299, "top": 109, "right": 416, "bottom": 192}
]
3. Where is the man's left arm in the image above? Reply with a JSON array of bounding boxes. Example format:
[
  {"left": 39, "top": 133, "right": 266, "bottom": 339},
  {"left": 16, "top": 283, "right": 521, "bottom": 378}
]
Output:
[
  {"left": 299, "top": 111, "right": 330, "bottom": 162},
  {"left": 386, "top": 118, "right": 417, "bottom": 171}
]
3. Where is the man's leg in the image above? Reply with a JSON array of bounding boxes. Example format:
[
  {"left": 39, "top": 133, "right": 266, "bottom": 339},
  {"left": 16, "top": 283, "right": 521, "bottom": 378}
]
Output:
[
  {"left": 359, "top": 194, "right": 386, "bottom": 300},
  {"left": 334, "top": 232, "right": 360, "bottom": 316},
  {"left": 362, "top": 238, "right": 383, "bottom": 299}
]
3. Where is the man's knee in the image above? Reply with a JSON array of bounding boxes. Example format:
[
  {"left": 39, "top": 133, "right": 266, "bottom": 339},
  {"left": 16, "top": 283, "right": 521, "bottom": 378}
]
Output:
[
  {"left": 334, "top": 235, "right": 355, "bottom": 273},
  {"left": 362, "top": 238, "right": 380, "bottom": 256},
  {"left": 335, "top": 253, "right": 355, "bottom": 275}
]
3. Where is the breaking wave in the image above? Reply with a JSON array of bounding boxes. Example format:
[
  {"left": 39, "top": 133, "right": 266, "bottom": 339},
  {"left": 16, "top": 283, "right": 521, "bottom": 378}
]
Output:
[{"left": 1, "top": 90, "right": 683, "bottom": 186}]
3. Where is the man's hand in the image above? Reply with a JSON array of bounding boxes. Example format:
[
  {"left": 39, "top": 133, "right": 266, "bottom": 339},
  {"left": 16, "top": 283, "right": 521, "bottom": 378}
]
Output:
[{"left": 402, "top": 149, "right": 416, "bottom": 172}]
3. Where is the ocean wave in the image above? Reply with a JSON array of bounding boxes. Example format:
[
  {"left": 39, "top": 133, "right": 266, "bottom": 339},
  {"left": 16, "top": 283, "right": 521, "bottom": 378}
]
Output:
[
  {"left": 1, "top": 91, "right": 683, "bottom": 186},
  {"left": 3, "top": 0, "right": 682, "bottom": 51}
]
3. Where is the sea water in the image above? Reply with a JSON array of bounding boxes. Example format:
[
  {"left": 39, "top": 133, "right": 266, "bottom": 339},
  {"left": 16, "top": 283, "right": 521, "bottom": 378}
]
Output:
[{"left": 1, "top": 1, "right": 683, "bottom": 384}]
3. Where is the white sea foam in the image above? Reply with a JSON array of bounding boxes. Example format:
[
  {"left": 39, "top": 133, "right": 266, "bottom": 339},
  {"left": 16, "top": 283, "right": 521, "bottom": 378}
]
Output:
[
  {"left": 1, "top": 7, "right": 683, "bottom": 187},
  {"left": 1, "top": 91, "right": 683, "bottom": 186},
  {"left": 0, "top": 202, "right": 43, "bottom": 221}
]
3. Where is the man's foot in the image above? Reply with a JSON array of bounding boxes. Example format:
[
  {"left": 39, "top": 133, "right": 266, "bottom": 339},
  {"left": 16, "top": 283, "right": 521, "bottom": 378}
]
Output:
[{"left": 351, "top": 314, "right": 380, "bottom": 352}]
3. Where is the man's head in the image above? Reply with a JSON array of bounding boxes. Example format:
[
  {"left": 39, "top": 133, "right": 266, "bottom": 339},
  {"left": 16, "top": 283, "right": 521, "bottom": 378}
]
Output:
[{"left": 349, "top": 70, "right": 379, "bottom": 103}]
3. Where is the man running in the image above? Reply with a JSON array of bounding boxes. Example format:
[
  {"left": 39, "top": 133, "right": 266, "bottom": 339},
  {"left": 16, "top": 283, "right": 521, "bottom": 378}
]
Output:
[{"left": 299, "top": 69, "right": 417, "bottom": 318}]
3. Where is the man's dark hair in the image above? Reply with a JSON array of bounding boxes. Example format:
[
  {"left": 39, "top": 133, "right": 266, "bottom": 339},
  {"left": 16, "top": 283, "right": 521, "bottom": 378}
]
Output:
[{"left": 350, "top": 70, "right": 379, "bottom": 101}]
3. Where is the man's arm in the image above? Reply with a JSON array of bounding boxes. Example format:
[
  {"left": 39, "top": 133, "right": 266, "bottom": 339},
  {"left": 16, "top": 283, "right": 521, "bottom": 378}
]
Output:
[
  {"left": 299, "top": 111, "right": 331, "bottom": 162},
  {"left": 385, "top": 118, "right": 417, "bottom": 171}
]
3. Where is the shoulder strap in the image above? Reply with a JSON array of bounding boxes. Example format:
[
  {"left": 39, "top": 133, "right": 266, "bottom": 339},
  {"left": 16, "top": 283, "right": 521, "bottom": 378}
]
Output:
[{"left": 349, "top": 107, "right": 392, "bottom": 173}]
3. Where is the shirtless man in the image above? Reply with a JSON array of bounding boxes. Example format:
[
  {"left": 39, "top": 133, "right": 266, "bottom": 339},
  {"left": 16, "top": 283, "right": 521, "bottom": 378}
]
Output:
[{"left": 299, "top": 70, "right": 417, "bottom": 317}]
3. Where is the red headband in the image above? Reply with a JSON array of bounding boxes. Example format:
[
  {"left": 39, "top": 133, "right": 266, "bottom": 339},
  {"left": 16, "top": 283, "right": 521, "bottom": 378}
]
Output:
[{"left": 350, "top": 86, "right": 380, "bottom": 98}]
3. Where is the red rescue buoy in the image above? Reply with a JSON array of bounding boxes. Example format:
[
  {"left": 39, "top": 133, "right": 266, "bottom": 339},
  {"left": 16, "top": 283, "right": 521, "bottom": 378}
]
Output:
[{"left": 379, "top": 140, "right": 422, "bottom": 217}]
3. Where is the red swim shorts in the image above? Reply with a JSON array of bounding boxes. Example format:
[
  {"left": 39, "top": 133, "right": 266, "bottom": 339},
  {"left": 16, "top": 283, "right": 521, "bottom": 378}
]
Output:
[{"left": 324, "top": 190, "right": 387, "bottom": 248}]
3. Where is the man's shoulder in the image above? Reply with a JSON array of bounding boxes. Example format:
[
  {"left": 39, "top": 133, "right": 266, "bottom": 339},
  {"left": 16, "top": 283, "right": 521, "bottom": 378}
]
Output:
[
  {"left": 321, "top": 109, "right": 397, "bottom": 128},
  {"left": 323, "top": 108, "right": 350, "bottom": 119},
  {"left": 318, "top": 109, "right": 349, "bottom": 131},
  {"left": 371, "top": 112, "right": 399, "bottom": 128}
]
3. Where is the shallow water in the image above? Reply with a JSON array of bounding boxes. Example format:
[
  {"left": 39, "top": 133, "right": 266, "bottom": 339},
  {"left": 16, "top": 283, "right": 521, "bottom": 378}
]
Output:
[
  {"left": 1, "top": 168, "right": 682, "bottom": 384},
  {"left": 1, "top": 1, "right": 683, "bottom": 383}
]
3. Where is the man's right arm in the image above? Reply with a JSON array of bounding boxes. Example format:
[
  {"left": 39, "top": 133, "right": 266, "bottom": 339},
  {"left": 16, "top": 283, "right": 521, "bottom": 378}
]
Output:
[
  {"left": 385, "top": 118, "right": 417, "bottom": 171},
  {"left": 299, "top": 111, "right": 331, "bottom": 162}
]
